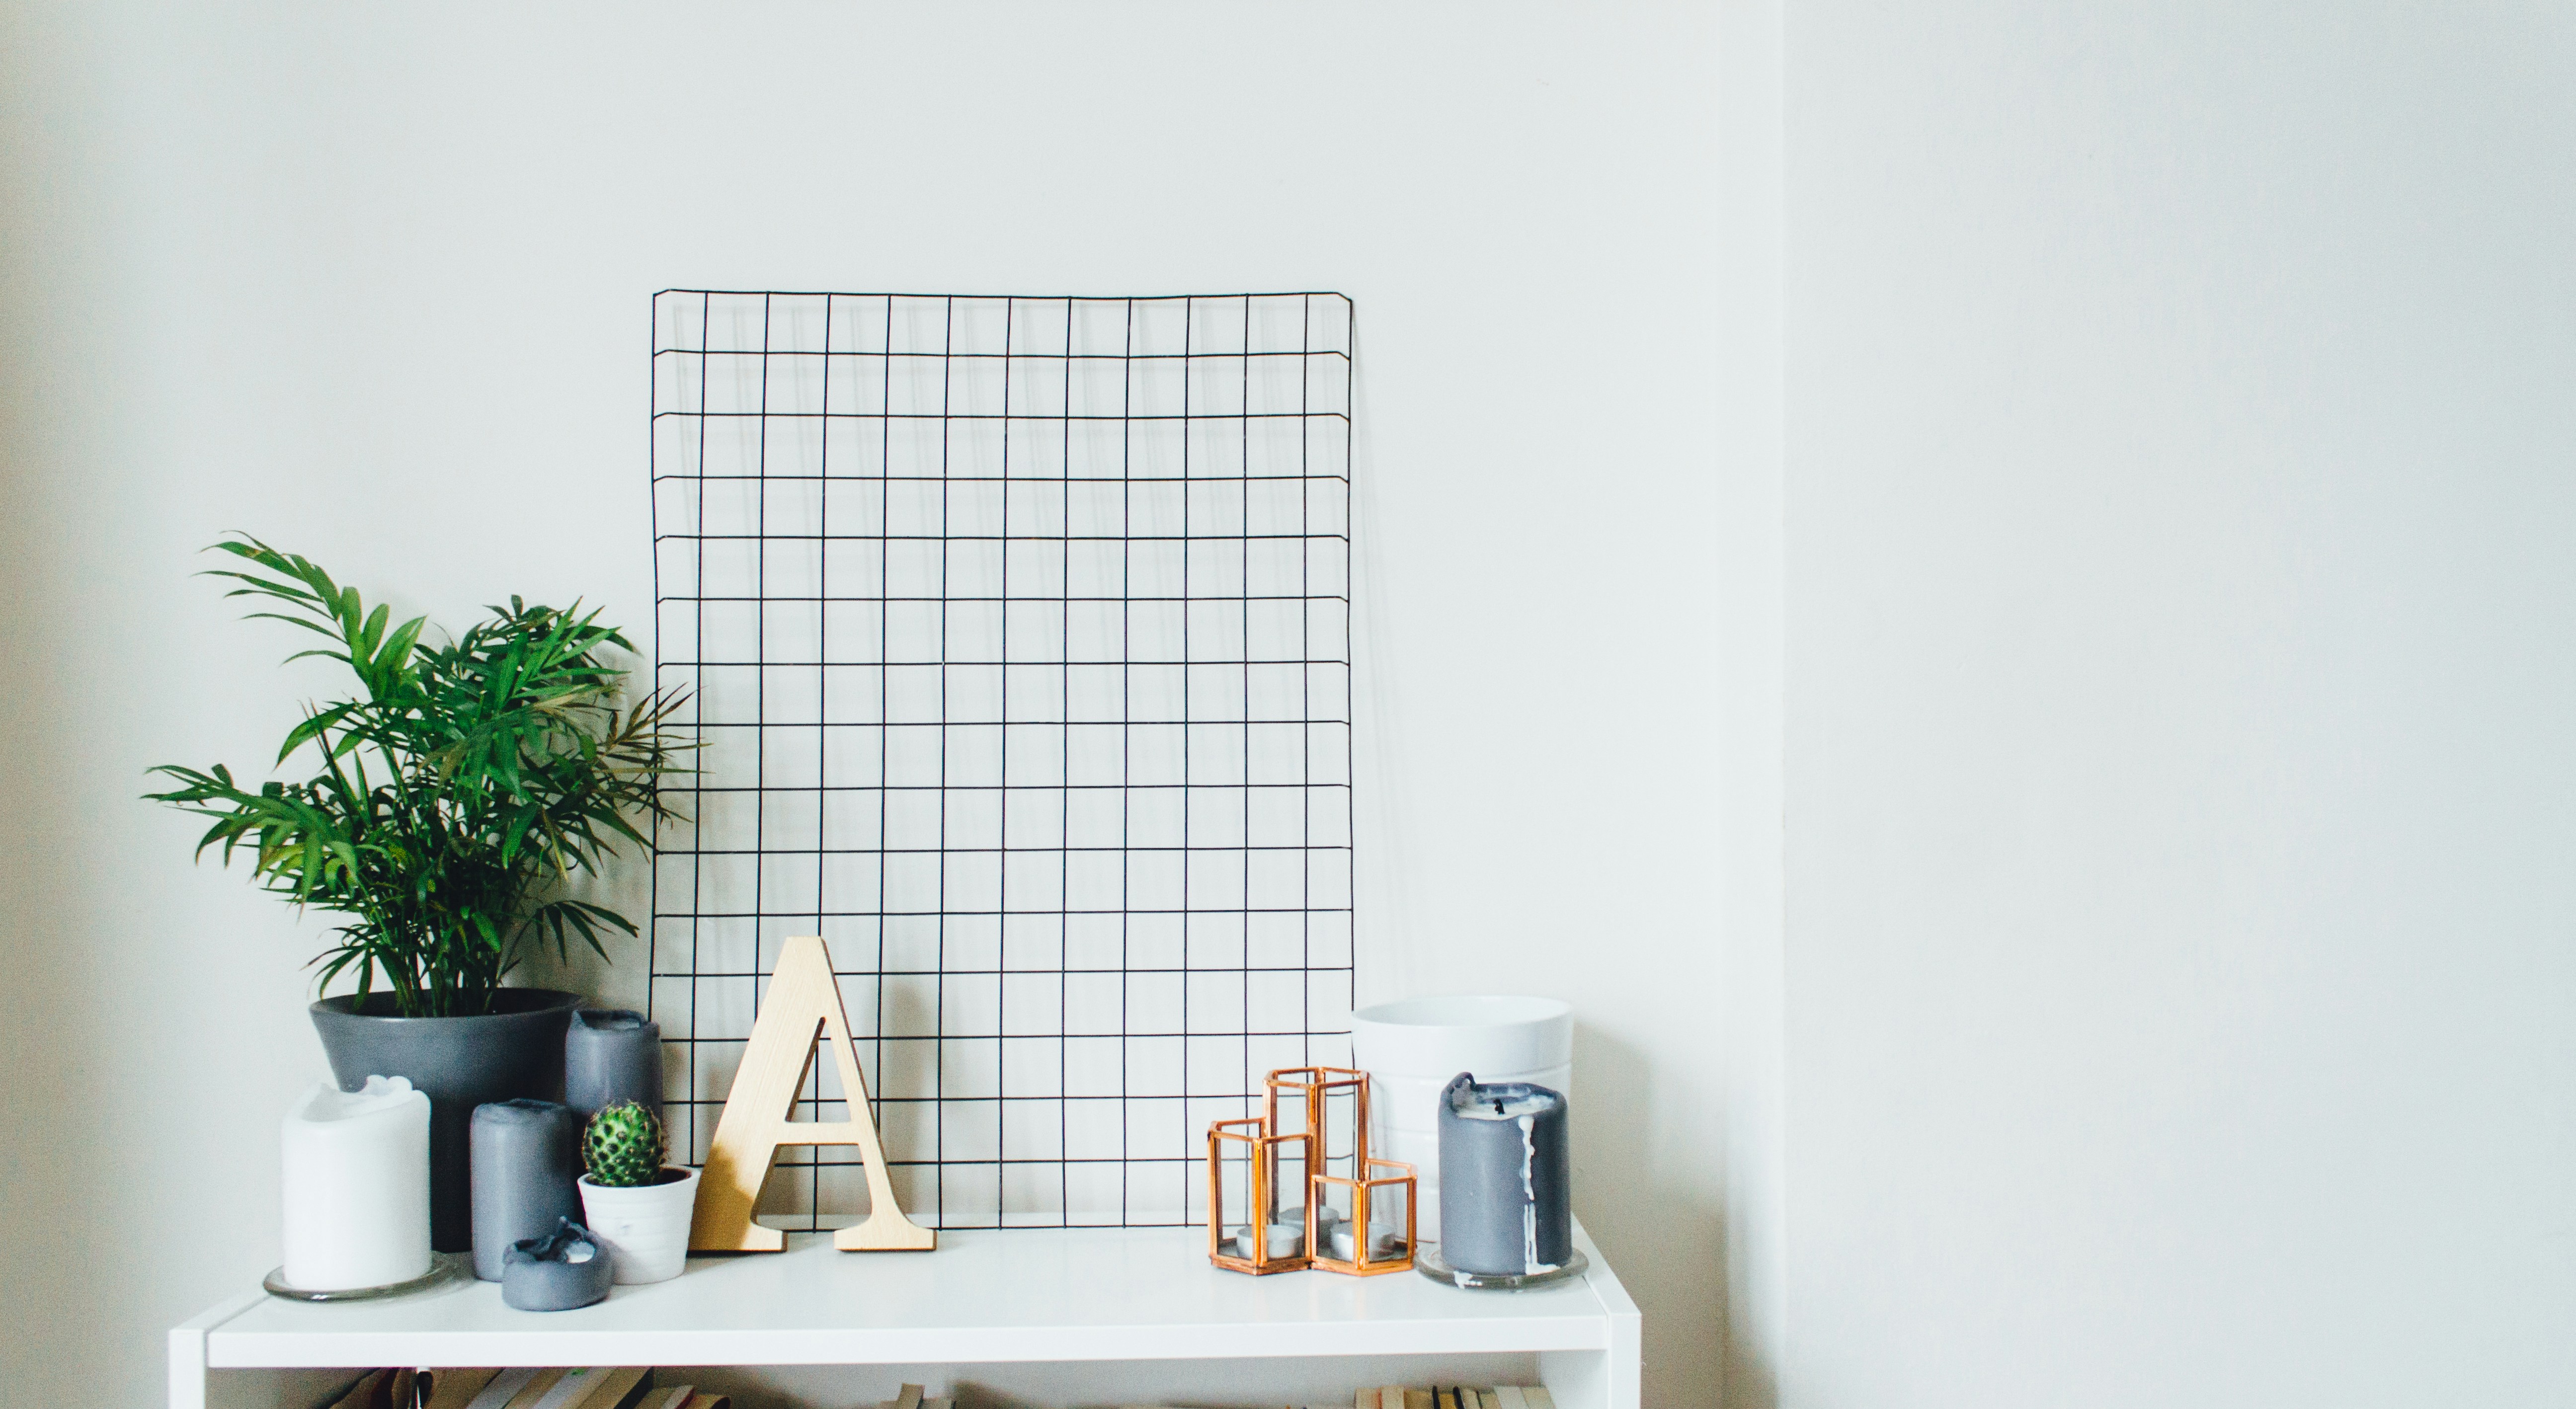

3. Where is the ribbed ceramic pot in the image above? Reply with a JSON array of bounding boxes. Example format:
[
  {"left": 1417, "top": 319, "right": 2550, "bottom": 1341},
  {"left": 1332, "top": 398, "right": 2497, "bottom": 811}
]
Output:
[
  {"left": 1349, "top": 995, "right": 1573, "bottom": 1232},
  {"left": 310, "top": 989, "right": 583, "bottom": 1253}
]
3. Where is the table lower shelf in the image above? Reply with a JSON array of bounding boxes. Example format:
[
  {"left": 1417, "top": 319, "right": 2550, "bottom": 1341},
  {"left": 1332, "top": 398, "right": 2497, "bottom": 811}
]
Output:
[{"left": 173, "top": 1223, "right": 1639, "bottom": 1409}]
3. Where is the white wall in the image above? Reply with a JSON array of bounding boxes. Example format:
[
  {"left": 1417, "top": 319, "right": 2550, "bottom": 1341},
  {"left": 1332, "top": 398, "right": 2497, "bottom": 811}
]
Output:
[
  {"left": 0, "top": 4, "right": 1738, "bottom": 1406},
  {"left": 1713, "top": 2, "right": 1788, "bottom": 1404},
  {"left": 1782, "top": 4, "right": 2576, "bottom": 1405},
  {"left": 42, "top": 5, "right": 2551, "bottom": 1406}
]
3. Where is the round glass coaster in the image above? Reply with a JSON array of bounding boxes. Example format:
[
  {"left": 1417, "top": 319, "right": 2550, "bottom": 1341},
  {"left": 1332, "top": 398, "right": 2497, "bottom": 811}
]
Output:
[
  {"left": 1414, "top": 1243, "right": 1590, "bottom": 1291},
  {"left": 264, "top": 1252, "right": 471, "bottom": 1303}
]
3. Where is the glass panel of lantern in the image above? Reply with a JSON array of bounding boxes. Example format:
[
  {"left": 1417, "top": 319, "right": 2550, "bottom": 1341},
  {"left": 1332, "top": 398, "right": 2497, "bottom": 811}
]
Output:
[
  {"left": 1266, "top": 1066, "right": 1370, "bottom": 1180},
  {"left": 1206, "top": 1118, "right": 1313, "bottom": 1275},
  {"left": 1310, "top": 1157, "right": 1417, "bottom": 1277}
]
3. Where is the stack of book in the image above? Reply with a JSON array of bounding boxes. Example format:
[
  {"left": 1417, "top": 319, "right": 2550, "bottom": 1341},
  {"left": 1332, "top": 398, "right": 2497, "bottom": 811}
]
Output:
[
  {"left": 317, "top": 1366, "right": 723, "bottom": 1409},
  {"left": 1138, "top": 1387, "right": 1560, "bottom": 1409},
  {"left": 1354, "top": 1388, "right": 1556, "bottom": 1409},
  {"left": 325, "top": 1371, "right": 1545, "bottom": 1409}
]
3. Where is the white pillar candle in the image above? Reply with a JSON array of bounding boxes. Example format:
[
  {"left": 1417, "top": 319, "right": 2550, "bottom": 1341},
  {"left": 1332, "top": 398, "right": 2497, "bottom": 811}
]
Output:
[{"left": 280, "top": 1075, "right": 431, "bottom": 1291}]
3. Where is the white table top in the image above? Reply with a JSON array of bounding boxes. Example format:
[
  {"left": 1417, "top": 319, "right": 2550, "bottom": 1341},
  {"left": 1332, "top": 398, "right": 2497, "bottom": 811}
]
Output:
[{"left": 194, "top": 1222, "right": 1635, "bottom": 1369}]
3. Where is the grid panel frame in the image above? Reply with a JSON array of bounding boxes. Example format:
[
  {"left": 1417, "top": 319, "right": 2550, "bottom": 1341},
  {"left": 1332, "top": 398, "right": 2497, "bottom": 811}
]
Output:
[{"left": 649, "top": 290, "right": 1356, "bottom": 1229}]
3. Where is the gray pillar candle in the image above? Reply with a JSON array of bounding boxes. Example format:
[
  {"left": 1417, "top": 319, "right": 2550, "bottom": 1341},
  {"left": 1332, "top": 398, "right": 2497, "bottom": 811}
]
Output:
[
  {"left": 469, "top": 1099, "right": 584, "bottom": 1282},
  {"left": 564, "top": 1009, "right": 663, "bottom": 1121},
  {"left": 1434, "top": 1072, "right": 1573, "bottom": 1276}
]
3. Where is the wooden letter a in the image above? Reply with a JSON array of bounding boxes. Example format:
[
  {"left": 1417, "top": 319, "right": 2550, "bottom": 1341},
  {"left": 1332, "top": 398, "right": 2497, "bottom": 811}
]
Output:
[{"left": 688, "top": 935, "right": 936, "bottom": 1252}]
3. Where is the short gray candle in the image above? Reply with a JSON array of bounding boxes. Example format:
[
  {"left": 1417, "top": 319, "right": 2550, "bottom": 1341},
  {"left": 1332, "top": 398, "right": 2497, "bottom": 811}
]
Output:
[
  {"left": 501, "top": 1217, "right": 613, "bottom": 1312},
  {"left": 564, "top": 1009, "right": 663, "bottom": 1121},
  {"left": 1435, "top": 1072, "right": 1572, "bottom": 1277},
  {"left": 469, "top": 1099, "right": 583, "bottom": 1282}
]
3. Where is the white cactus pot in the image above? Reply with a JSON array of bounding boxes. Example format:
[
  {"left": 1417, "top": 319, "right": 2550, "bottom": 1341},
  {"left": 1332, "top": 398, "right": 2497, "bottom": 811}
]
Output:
[{"left": 576, "top": 1167, "right": 700, "bottom": 1284}]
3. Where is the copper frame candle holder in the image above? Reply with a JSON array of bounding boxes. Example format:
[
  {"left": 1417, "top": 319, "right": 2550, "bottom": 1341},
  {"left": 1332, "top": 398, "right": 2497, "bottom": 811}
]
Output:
[
  {"left": 1206, "top": 1118, "right": 1314, "bottom": 1275},
  {"left": 1307, "top": 1157, "right": 1417, "bottom": 1276},
  {"left": 1264, "top": 1066, "right": 1371, "bottom": 1177}
]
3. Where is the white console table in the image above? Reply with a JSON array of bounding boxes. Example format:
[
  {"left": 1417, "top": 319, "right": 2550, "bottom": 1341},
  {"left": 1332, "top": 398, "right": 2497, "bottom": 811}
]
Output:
[{"left": 172, "top": 1223, "right": 1638, "bottom": 1409}]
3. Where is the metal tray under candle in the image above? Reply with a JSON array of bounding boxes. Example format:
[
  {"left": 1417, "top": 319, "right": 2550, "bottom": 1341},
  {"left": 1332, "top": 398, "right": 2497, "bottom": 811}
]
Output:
[
  {"left": 262, "top": 1252, "right": 470, "bottom": 1302},
  {"left": 1414, "top": 1243, "right": 1589, "bottom": 1291}
]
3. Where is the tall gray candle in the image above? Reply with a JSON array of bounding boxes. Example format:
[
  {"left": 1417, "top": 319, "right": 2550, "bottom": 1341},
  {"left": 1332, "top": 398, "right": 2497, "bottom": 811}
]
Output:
[
  {"left": 1435, "top": 1072, "right": 1572, "bottom": 1276},
  {"left": 469, "top": 1099, "right": 584, "bottom": 1282},
  {"left": 564, "top": 1009, "right": 663, "bottom": 1121}
]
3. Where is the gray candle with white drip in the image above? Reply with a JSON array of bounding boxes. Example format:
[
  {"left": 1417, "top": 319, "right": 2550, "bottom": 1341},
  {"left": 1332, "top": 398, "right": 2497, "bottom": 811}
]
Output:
[{"left": 1434, "top": 1072, "right": 1572, "bottom": 1277}]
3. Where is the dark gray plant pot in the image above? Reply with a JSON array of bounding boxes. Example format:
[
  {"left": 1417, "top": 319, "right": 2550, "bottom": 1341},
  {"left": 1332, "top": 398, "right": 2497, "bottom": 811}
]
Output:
[{"left": 311, "top": 989, "right": 584, "bottom": 1253}]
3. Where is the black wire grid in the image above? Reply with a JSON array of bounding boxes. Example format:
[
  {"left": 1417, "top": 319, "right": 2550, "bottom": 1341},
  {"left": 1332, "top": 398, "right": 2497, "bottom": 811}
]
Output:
[{"left": 648, "top": 290, "right": 1356, "bottom": 1229}]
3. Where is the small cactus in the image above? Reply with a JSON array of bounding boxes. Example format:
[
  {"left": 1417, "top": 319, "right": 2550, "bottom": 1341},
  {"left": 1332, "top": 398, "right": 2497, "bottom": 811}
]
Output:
[{"left": 582, "top": 1100, "right": 667, "bottom": 1188}]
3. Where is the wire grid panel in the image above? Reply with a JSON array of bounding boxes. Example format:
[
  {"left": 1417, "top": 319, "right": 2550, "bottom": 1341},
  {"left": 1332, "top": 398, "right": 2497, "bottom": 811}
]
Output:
[{"left": 649, "top": 290, "right": 1356, "bottom": 1229}]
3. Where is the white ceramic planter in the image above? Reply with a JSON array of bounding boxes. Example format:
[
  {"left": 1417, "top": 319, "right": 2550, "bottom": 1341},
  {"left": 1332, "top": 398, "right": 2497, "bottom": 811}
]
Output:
[
  {"left": 577, "top": 1167, "right": 701, "bottom": 1284},
  {"left": 1349, "top": 996, "right": 1573, "bottom": 1230}
]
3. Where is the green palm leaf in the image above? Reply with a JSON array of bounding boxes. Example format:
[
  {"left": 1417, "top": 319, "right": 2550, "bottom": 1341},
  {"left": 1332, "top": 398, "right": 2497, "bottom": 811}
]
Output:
[{"left": 144, "top": 535, "right": 696, "bottom": 1017}]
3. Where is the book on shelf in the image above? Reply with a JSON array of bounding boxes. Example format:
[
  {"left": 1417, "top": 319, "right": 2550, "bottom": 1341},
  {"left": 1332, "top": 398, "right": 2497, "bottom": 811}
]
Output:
[
  {"left": 461, "top": 1366, "right": 561, "bottom": 1409},
  {"left": 324, "top": 1368, "right": 389, "bottom": 1409},
  {"left": 419, "top": 1369, "right": 501, "bottom": 1409},
  {"left": 530, "top": 1365, "right": 649, "bottom": 1409},
  {"left": 324, "top": 1368, "right": 449, "bottom": 1409}
]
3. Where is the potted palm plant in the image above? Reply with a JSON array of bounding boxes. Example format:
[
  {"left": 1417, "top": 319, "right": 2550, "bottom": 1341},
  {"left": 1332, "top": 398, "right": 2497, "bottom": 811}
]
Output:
[{"left": 149, "top": 536, "right": 688, "bottom": 1252}]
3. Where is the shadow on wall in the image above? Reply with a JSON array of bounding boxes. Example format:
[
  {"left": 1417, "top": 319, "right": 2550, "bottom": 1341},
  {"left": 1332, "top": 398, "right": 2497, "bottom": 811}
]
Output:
[{"left": 1574, "top": 1023, "right": 1760, "bottom": 1409}]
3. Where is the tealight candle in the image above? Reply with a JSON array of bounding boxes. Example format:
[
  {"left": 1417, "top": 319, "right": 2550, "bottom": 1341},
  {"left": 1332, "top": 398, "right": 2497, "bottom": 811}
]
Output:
[
  {"left": 280, "top": 1075, "right": 431, "bottom": 1291},
  {"left": 1314, "top": 1204, "right": 1343, "bottom": 1240},
  {"left": 1232, "top": 1222, "right": 1304, "bottom": 1260},
  {"left": 1330, "top": 1223, "right": 1405, "bottom": 1262}
]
